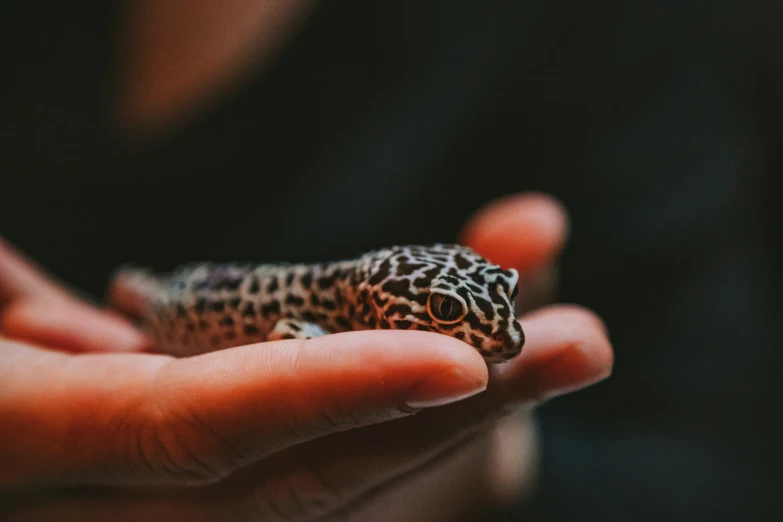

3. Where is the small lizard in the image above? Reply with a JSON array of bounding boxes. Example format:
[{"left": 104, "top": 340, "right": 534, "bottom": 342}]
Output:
[{"left": 109, "top": 244, "right": 524, "bottom": 363}]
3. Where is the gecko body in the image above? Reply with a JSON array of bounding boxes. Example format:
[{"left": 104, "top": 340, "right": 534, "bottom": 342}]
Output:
[{"left": 111, "top": 244, "right": 524, "bottom": 363}]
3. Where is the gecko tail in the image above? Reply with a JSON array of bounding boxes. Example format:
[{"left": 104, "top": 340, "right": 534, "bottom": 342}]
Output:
[{"left": 106, "top": 265, "right": 162, "bottom": 321}]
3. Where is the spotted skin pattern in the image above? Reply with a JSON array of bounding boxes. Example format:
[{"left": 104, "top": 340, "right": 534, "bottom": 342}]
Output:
[{"left": 112, "top": 244, "right": 525, "bottom": 363}]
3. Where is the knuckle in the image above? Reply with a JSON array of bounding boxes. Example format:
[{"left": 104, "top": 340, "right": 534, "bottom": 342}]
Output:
[
  {"left": 122, "top": 360, "right": 252, "bottom": 485},
  {"left": 135, "top": 402, "right": 226, "bottom": 484},
  {"left": 132, "top": 397, "right": 245, "bottom": 485}
]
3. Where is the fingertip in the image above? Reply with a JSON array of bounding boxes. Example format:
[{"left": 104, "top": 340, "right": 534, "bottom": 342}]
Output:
[
  {"left": 568, "top": 306, "right": 615, "bottom": 379},
  {"left": 536, "top": 336, "right": 613, "bottom": 400},
  {"left": 460, "top": 192, "right": 570, "bottom": 273},
  {"left": 498, "top": 304, "right": 613, "bottom": 404},
  {"left": 1, "top": 299, "right": 151, "bottom": 353},
  {"left": 0, "top": 239, "right": 67, "bottom": 302}
]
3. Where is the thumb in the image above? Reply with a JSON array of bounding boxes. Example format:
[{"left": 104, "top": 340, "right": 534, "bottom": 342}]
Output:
[{"left": 0, "top": 330, "right": 487, "bottom": 491}]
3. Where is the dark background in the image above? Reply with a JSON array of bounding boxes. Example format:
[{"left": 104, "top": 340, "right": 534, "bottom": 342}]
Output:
[{"left": 2, "top": 1, "right": 781, "bottom": 520}]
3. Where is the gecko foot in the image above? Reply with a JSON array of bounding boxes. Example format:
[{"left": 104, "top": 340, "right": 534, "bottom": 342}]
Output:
[{"left": 267, "top": 320, "right": 329, "bottom": 341}]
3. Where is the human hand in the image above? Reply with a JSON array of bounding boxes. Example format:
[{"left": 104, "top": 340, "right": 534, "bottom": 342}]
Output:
[{"left": 0, "top": 193, "right": 612, "bottom": 521}]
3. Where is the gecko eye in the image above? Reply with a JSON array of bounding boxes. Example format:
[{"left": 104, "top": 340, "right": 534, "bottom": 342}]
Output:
[
  {"left": 510, "top": 284, "right": 519, "bottom": 301},
  {"left": 427, "top": 293, "right": 466, "bottom": 324}
]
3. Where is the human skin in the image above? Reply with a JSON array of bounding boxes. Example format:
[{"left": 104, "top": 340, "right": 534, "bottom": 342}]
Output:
[
  {"left": 0, "top": 193, "right": 612, "bottom": 521},
  {"left": 2, "top": 5, "right": 613, "bottom": 519}
]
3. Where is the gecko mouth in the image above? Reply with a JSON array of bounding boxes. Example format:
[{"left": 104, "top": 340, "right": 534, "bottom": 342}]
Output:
[
  {"left": 491, "top": 331, "right": 512, "bottom": 346},
  {"left": 492, "top": 325, "right": 525, "bottom": 357},
  {"left": 471, "top": 330, "right": 524, "bottom": 363}
]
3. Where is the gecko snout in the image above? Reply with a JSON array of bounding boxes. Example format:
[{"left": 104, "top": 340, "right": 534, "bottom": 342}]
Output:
[{"left": 490, "top": 321, "right": 525, "bottom": 360}]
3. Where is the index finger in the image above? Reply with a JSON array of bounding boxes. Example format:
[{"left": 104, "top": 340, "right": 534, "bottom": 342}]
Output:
[
  {"left": 0, "top": 239, "right": 148, "bottom": 353},
  {"left": 0, "top": 238, "right": 71, "bottom": 305}
]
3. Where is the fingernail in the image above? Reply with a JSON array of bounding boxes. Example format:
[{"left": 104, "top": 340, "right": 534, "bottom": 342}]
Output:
[{"left": 403, "top": 368, "right": 488, "bottom": 409}]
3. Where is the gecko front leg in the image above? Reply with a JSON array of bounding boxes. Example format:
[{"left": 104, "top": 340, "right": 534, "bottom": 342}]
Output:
[{"left": 267, "top": 320, "right": 330, "bottom": 341}]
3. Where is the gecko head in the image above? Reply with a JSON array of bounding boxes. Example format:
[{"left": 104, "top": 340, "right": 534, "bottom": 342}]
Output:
[{"left": 360, "top": 244, "right": 524, "bottom": 363}]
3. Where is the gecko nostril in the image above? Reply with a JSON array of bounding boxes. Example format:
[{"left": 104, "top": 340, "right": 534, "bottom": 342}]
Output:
[
  {"left": 492, "top": 327, "right": 525, "bottom": 354},
  {"left": 492, "top": 331, "right": 511, "bottom": 345}
]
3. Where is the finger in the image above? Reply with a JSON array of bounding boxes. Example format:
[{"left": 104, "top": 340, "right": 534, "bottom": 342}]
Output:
[
  {"left": 492, "top": 304, "right": 613, "bottom": 404},
  {"left": 221, "top": 306, "right": 612, "bottom": 521},
  {"left": 0, "top": 330, "right": 488, "bottom": 490},
  {"left": 0, "top": 239, "right": 150, "bottom": 353},
  {"left": 0, "top": 299, "right": 150, "bottom": 353},
  {"left": 460, "top": 192, "right": 569, "bottom": 274},
  {"left": 2, "top": 309, "right": 608, "bottom": 521},
  {"left": 0, "top": 238, "right": 71, "bottom": 305}
]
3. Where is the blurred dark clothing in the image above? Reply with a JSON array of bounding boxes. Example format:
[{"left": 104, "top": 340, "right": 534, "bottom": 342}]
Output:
[{"left": 2, "top": 1, "right": 781, "bottom": 520}]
